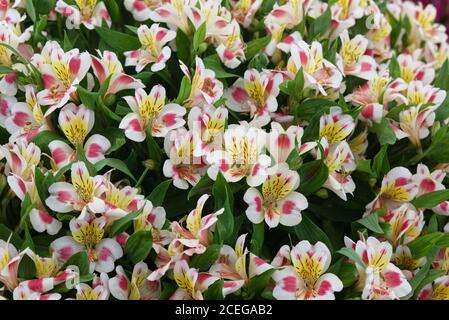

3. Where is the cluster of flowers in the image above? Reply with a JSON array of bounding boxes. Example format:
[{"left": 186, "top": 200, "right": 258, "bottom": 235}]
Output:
[{"left": 0, "top": 0, "right": 449, "bottom": 301}]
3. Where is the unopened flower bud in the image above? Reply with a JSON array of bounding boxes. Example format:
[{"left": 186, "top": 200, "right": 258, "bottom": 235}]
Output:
[
  {"left": 197, "top": 43, "right": 208, "bottom": 54},
  {"left": 104, "top": 93, "right": 116, "bottom": 107},
  {"left": 315, "top": 188, "right": 328, "bottom": 199},
  {"left": 142, "top": 159, "right": 157, "bottom": 170}
]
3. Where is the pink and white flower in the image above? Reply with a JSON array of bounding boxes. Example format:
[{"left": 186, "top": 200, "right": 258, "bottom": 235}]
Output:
[
  {"left": 124, "top": 0, "right": 163, "bottom": 21},
  {"left": 124, "top": 24, "right": 176, "bottom": 73},
  {"left": 119, "top": 85, "right": 186, "bottom": 142},
  {"left": 55, "top": 0, "right": 112, "bottom": 30}
]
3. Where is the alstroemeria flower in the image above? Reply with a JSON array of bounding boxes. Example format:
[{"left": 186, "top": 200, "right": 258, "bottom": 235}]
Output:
[
  {"left": 433, "top": 248, "right": 449, "bottom": 275},
  {"left": 397, "top": 52, "right": 435, "bottom": 85},
  {"left": 244, "top": 163, "right": 308, "bottom": 228},
  {"left": 393, "top": 245, "right": 426, "bottom": 280},
  {"left": 336, "top": 30, "right": 377, "bottom": 80},
  {"left": 272, "top": 240, "right": 343, "bottom": 300},
  {"left": 5, "top": 85, "right": 47, "bottom": 142},
  {"left": 216, "top": 20, "right": 246, "bottom": 69},
  {"left": 45, "top": 161, "right": 106, "bottom": 215},
  {"left": 392, "top": 105, "right": 436, "bottom": 147},
  {"left": 418, "top": 275, "right": 449, "bottom": 300},
  {"left": 133, "top": 199, "right": 170, "bottom": 248},
  {"left": 124, "top": 0, "right": 163, "bottom": 21},
  {"left": 329, "top": 0, "right": 365, "bottom": 38},
  {"left": 225, "top": 69, "right": 283, "bottom": 126},
  {"left": 13, "top": 278, "right": 61, "bottom": 300},
  {"left": 171, "top": 194, "right": 223, "bottom": 250},
  {"left": 37, "top": 47, "right": 91, "bottom": 115},
  {"left": 381, "top": 203, "right": 424, "bottom": 246},
  {"left": 124, "top": 24, "right": 176, "bottom": 73},
  {"left": 207, "top": 123, "right": 271, "bottom": 187},
  {"left": 351, "top": 237, "right": 412, "bottom": 300},
  {"left": 267, "top": 122, "right": 316, "bottom": 163},
  {"left": 55, "top": 0, "right": 112, "bottom": 30},
  {"left": 0, "top": 140, "right": 40, "bottom": 181},
  {"left": 404, "top": 80, "right": 446, "bottom": 108},
  {"left": 230, "top": 0, "right": 261, "bottom": 28},
  {"left": 348, "top": 128, "right": 368, "bottom": 160},
  {"left": 170, "top": 260, "right": 221, "bottom": 300},
  {"left": 210, "top": 234, "right": 273, "bottom": 295},
  {"left": 317, "top": 138, "right": 356, "bottom": 201},
  {"left": 0, "top": 239, "right": 28, "bottom": 291},
  {"left": 148, "top": 0, "right": 194, "bottom": 35},
  {"left": 26, "top": 251, "right": 79, "bottom": 283},
  {"left": 365, "top": 167, "right": 418, "bottom": 214},
  {"left": 188, "top": 105, "right": 228, "bottom": 157},
  {"left": 91, "top": 50, "right": 144, "bottom": 96},
  {"left": 163, "top": 128, "right": 207, "bottom": 189},
  {"left": 412, "top": 163, "right": 449, "bottom": 216},
  {"left": 50, "top": 214, "right": 123, "bottom": 273},
  {"left": 319, "top": 107, "right": 356, "bottom": 144},
  {"left": 75, "top": 273, "right": 110, "bottom": 300},
  {"left": 180, "top": 57, "right": 224, "bottom": 108},
  {"left": 120, "top": 86, "right": 186, "bottom": 142},
  {"left": 0, "top": 0, "right": 24, "bottom": 24},
  {"left": 286, "top": 41, "right": 343, "bottom": 96},
  {"left": 109, "top": 263, "right": 160, "bottom": 300}
]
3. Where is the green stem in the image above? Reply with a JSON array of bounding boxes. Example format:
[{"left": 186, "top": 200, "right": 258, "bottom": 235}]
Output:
[{"left": 135, "top": 168, "right": 149, "bottom": 188}]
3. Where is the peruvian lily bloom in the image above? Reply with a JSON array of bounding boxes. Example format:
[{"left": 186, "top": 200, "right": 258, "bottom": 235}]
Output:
[
  {"left": 50, "top": 214, "right": 123, "bottom": 273},
  {"left": 109, "top": 263, "right": 160, "bottom": 300},
  {"left": 91, "top": 50, "right": 144, "bottom": 97},
  {"left": 124, "top": 0, "right": 163, "bottom": 21},
  {"left": 230, "top": 0, "right": 262, "bottom": 28},
  {"left": 188, "top": 105, "right": 228, "bottom": 157},
  {"left": 120, "top": 86, "right": 186, "bottom": 142},
  {"left": 5, "top": 85, "right": 48, "bottom": 142},
  {"left": 336, "top": 30, "right": 377, "bottom": 80},
  {"left": 286, "top": 41, "right": 343, "bottom": 95},
  {"left": 124, "top": 24, "right": 176, "bottom": 73},
  {"left": 351, "top": 237, "right": 412, "bottom": 300},
  {"left": 207, "top": 123, "right": 271, "bottom": 187},
  {"left": 45, "top": 161, "right": 106, "bottom": 215},
  {"left": 180, "top": 57, "right": 224, "bottom": 108},
  {"left": 170, "top": 259, "right": 221, "bottom": 300},
  {"left": 75, "top": 273, "right": 110, "bottom": 300},
  {"left": 209, "top": 234, "right": 273, "bottom": 295},
  {"left": 272, "top": 240, "right": 343, "bottom": 300},
  {"left": 26, "top": 251, "right": 79, "bottom": 283},
  {"left": 13, "top": 278, "right": 61, "bottom": 300},
  {"left": 404, "top": 80, "right": 446, "bottom": 108},
  {"left": 55, "top": 0, "right": 112, "bottom": 30},
  {"left": 37, "top": 47, "right": 91, "bottom": 116},
  {"left": 319, "top": 107, "right": 356, "bottom": 144},
  {"left": 0, "top": 0, "right": 24, "bottom": 24},
  {"left": 381, "top": 203, "right": 424, "bottom": 246},
  {"left": 396, "top": 52, "right": 435, "bottom": 85},
  {"left": 0, "top": 239, "right": 28, "bottom": 291},
  {"left": 267, "top": 122, "right": 316, "bottom": 163},
  {"left": 225, "top": 69, "right": 283, "bottom": 126},
  {"left": 317, "top": 138, "right": 356, "bottom": 201},
  {"left": 133, "top": 199, "right": 170, "bottom": 249},
  {"left": 244, "top": 163, "right": 308, "bottom": 228},
  {"left": 365, "top": 167, "right": 418, "bottom": 214},
  {"left": 163, "top": 127, "right": 207, "bottom": 189},
  {"left": 433, "top": 248, "right": 449, "bottom": 275},
  {"left": 0, "top": 140, "right": 40, "bottom": 181},
  {"left": 418, "top": 275, "right": 449, "bottom": 300},
  {"left": 392, "top": 245, "right": 426, "bottom": 280},
  {"left": 171, "top": 194, "right": 223, "bottom": 250},
  {"left": 412, "top": 163, "right": 449, "bottom": 216},
  {"left": 216, "top": 20, "right": 246, "bottom": 69},
  {"left": 148, "top": 0, "right": 194, "bottom": 35}
]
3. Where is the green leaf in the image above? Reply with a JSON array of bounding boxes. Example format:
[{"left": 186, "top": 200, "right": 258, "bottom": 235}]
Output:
[
  {"left": 371, "top": 118, "right": 396, "bottom": 145},
  {"left": 190, "top": 244, "right": 222, "bottom": 271},
  {"left": 31, "top": 131, "right": 66, "bottom": 154},
  {"left": 63, "top": 251, "right": 90, "bottom": 276},
  {"left": 176, "top": 75, "right": 191, "bottom": 104},
  {"left": 434, "top": 59, "right": 449, "bottom": 91},
  {"left": 356, "top": 159, "right": 373, "bottom": 176},
  {"left": 95, "top": 26, "right": 140, "bottom": 53},
  {"left": 188, "top": 175, "right": 213, "bottom": 200},
  {"left": 103, "top": 127, "right": 126, "bottom": 153},
  {"left": 412, "top": 190, "right": 449, "bottom": 209},
  {"left": 193, "top": 22, "right": 206, "bottom": 52},
  {"left": 372, "top": 145, "right": 390, "bottom": 177},
  {"left": 250, "top": 223, "right": 264, "bottom": 256},
  {"left": 103, "top": 0, "right": 122, "bottom": 24},
  {"left": 246, "top": 269, "right": 275, "bottom": 298},
  {"left": 94, "top": 158, "right": 136, "bottom": 182},
  {"left": 294, "top": 214, "right": 333, "bottom": 250},
  {"left": 337, "top": 247, "right": 366, "bottom": 268},
  {"left": 77, "top": 85, "right": 99, "bottom": 109},
  {"left": 203, "top": 55, "right": 237, "bottom": 79},
  {"left": 18, "top": 255, "right": 36, "bottom": 280},
  {"left": 35, "top": 0, "right": 56, "bottom": 14},
  {"left": 202, "top": 279, "right": 224, "bottom": 300},
  {"left": 125, "top": 230, "right": 153, "bottom": 264},
  {"left": 309, "top": 7, "right": 331, "bottom": 39},
  {"left": 0, "top": 225, "right": 22, "bottom": 248},
  {"left": 148, "top": 179, "right": 172, "bottom": 206},
  {"left": 298, "top": 160, "right": 329, "bottom": 196},
  {"left": 408, "top": 232, "right": 444, "bottom": 258},
  {"left": 246, "top": 36, "right": 271, "bottom": 60},
  {"left": 176, "top": 29, "right": 191, "bottom": 65},
  {"left": 75, "top": 144, "right": 97, "bottom": 175},
  {"left": 26, "top": 0, "right": 37, "bottom": 22},
  {"left": 212, "top": 172, "right": 234, "bottom": 243},
  {"left": 388, "top": 54, "right": 401, "bottom": 79},
  {"left": 109, "top": 208, "right": 143, "bottom": 236},
  {"left": 355, "top": 212, "right": 384, "bottom": 234}
]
